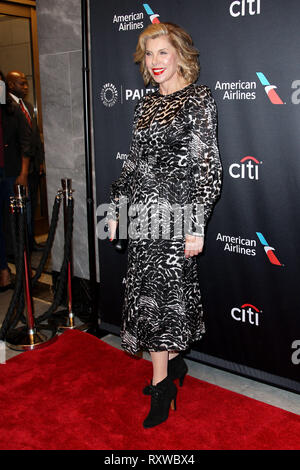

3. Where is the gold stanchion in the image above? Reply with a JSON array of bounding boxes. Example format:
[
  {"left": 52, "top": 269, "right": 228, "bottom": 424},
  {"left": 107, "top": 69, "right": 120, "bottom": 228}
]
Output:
[
  {"left": 55, "top": 179, "right": 75, "bottom": 330},
  {"left": 53, "top": 179, "right": 88, "bottom": 332},
  {"left": 6, "top": 185, "right": 57, "bottom": 351}
]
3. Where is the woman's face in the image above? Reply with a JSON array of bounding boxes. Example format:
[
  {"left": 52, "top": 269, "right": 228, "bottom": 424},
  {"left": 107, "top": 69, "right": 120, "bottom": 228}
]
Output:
[{"left": 145, "top": 35, "right": 180, "bottom": 89}]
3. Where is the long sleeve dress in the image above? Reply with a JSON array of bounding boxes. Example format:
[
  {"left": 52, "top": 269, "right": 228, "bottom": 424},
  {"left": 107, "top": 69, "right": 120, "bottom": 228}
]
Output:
[{"left": 107, "top": 83, "right": 222, "bottom": 355}]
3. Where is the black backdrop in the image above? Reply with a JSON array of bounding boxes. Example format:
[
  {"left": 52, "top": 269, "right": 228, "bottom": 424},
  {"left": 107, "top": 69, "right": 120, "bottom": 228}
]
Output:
[{"left": 90, "top": 0, "right": 300, "bottom": 392}]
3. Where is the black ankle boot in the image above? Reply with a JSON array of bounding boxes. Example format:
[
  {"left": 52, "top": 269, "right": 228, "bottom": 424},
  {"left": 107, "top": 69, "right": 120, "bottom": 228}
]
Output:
[
  {"left": 143, "top": 354, "right": 188, "bottom": 395},
  {"left": 143, "top": 376, "right": 177, "bottom": 429},
  {"left": 169, "top": 354, "right": 188, "bottom": 385}
]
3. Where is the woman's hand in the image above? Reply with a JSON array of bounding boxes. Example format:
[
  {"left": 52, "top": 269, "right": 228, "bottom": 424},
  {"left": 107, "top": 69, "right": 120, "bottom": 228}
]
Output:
[
  {"left": 184, "top": 234, "right": 204, "bottom": 258},
  {"left": 108, "top": 219, "right": 118, "bottom": 241}
]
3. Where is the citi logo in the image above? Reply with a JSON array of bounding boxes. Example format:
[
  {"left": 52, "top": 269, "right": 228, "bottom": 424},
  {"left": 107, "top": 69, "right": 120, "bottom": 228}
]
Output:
[
  {"left": 256, "top": 232, "right": 284, "bottom": 266},
  {"left": 256, "top": 72, "right": 285, "bottom": 104},
  {"left": 231, "top": 303, "right": 261, "bottom": 326},
  {"left": 143, "top": 3, "right": 160, "bottom": 23},
  {"left": 229, "top": 156, "right": 262, "bottom": 180},
  {"left": 230, "top": 0, "right": 261, "bottom": 17}
]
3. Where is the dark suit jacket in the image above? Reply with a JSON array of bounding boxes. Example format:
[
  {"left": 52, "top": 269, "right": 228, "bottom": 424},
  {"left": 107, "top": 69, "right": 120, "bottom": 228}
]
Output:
[
  {"left": 1, "top": 99, "right": 32, "bottom": 178},
  {"left": 23, "top": 99, "right": 44, "bottom": 174}
]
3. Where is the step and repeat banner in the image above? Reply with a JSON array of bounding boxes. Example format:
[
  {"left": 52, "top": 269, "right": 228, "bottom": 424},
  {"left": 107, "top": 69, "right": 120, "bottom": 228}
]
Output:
[{"left": 90, "top": 0, "right": 300, "bottom": 392}]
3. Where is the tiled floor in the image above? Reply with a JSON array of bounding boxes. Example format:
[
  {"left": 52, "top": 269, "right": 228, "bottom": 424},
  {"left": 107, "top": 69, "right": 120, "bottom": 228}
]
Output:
[{"left": 1, "top": 266, "right": 299, "bottom": 416}]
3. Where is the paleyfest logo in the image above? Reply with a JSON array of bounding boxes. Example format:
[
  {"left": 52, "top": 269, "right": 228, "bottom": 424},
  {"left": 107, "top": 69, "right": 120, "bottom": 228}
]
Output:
[
  {"left": 100, "top": 82, "right": 155, "bottom": 107},
  {"left": 100, "top": 83, "right": 118, "bottom": 107}
]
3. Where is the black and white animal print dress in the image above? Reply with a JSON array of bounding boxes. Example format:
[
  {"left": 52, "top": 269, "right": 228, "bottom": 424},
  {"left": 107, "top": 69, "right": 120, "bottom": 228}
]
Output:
[{"left": 108, "top": 83, "right": 222, "bottom": 355}]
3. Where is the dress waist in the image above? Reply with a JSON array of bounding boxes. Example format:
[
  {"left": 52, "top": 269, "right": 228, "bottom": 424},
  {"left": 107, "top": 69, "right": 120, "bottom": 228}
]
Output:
[{"left": 136, "top": 160, "right": 189, "bottom": 182}]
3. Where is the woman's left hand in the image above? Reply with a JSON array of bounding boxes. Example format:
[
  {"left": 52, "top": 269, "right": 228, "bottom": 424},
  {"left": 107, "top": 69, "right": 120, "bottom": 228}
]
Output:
[{"left": 184, "top": 234, "right": 204, "bottom": 258}]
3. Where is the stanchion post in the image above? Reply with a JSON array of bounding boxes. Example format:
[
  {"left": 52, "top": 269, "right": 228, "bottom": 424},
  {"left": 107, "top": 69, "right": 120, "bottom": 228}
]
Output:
[
  {"left": 18, "top": 185, "right": 35, "bottom": 342},
  {"left": 50, "top": 178, "right": 89, "bottom": 331},
  {"left": 56, "top": 178, "right": 75, "bottom": 330},
  {"left": 6, "top": 185, "right": 53, "bottom": 351}
]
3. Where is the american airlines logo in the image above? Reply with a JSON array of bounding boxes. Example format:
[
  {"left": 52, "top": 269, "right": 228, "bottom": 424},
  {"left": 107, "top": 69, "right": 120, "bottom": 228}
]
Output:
[
  {"left": 215, "top": 79, "right": 256, "bottom": 101},
  {"left": 143, "top": 3, "right": 160, "bottom": 23},
  {"left": 112, "top": 11, "right": 144, "bottom": 32},
  {"left": 256, "top": 232, "right": 284, "bottom": 267},
  {"left": 216, "top": 231, "right": 284, "bottom": 266},
  {"left": 215, "top": 75, "right": 300, "bottom": 104},
  {"left": 216, "top": 233, "right": 256, "bottom": 257},
  {"left": 256, "top": 72, "right": 285, "bottom": 105}
]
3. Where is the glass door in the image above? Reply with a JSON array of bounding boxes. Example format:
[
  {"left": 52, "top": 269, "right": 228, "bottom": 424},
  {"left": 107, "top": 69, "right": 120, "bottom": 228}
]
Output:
[{"left": 0, "top": 0, "right": 48, "bottom": 234}]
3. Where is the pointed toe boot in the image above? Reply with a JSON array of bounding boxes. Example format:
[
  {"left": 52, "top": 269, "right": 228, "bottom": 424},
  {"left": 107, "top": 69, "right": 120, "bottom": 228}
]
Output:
[{"left": 143, "top": 376, "right": 177, "bottom": 429}]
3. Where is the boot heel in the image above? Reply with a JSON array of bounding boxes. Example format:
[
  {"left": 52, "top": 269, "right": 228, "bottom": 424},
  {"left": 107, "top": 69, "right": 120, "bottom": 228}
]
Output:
[
  {"left": 171, "top": 392, "right": 177, "bottom": 411},
  {"left": 168, "top": 354, "right": 188, "bottom": 387}
]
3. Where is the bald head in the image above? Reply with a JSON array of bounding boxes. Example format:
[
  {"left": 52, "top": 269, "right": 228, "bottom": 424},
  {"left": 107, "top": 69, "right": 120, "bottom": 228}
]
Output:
[{"left": 6, "top": 71, "right": 28, "bottom": 99}]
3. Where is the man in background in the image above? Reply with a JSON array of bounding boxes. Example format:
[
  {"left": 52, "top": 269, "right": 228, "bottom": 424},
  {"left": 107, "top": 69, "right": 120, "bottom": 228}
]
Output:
[
  {"left": 6, "top": 71, "right": 45, "bottom": 251},
  {"left": 0, "top": 70, "right": 32, "bottom": 290}
]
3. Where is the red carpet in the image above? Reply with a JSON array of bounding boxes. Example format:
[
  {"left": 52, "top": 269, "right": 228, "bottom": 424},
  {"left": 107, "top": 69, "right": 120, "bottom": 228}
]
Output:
[{"left": 0, "top": 329, "right": 299, "bottom": 450}]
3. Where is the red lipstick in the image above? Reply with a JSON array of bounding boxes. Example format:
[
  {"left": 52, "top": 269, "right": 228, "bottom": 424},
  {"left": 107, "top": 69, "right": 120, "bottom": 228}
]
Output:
[{"left": 152, "top": 68, "right": 165, "bottom": 76}]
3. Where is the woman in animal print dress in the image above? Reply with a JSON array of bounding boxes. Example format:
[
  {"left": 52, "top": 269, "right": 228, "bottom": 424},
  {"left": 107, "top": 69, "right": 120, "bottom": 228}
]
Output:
[{"left": 107, "top": 22, "right": 222, "bottom": 428}]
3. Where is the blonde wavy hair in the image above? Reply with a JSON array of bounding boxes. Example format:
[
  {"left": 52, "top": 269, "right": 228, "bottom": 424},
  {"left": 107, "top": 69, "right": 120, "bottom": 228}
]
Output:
[{"left": 134, "top": 22, "right": 200, "bottom": 86}]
